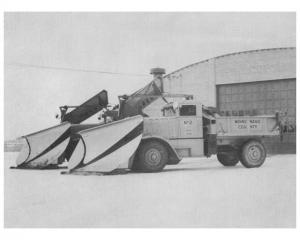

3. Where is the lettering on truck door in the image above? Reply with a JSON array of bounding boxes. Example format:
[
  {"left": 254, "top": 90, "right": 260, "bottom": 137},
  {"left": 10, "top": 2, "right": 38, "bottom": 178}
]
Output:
[
  {"left": 178, "top": 104, "right": 201, "bottom": 138},
  {"left": 181, "top": 119, "right": 193, "bottom": 137}
]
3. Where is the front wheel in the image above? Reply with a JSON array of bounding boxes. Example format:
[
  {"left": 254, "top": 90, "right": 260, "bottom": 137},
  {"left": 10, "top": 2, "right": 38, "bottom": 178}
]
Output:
[
  {"left": 239, "top": 140, "right": 266, "bottom": 168},
  {"left": 131, "top": 141, "right": 168, "bottom": 172}
]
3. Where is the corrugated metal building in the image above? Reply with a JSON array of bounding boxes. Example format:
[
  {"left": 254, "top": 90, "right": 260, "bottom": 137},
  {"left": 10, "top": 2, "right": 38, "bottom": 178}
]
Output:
[{"left": 145, "top": 47, "right": 296, "bottom": 153}]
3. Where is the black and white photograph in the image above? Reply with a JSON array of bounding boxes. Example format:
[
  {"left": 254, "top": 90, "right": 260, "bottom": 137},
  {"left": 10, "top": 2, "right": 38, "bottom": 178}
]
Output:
[{"left": 3, "top": 11, "right": 296, "bottom": 228}]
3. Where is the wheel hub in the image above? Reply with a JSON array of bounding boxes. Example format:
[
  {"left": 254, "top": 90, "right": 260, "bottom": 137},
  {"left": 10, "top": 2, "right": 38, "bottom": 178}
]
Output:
[
  {"left": 248, "top": 146, "right": 261, "bottom": 162},
  {"left": 145, "top": 149, "right": 161, "bottom": 166}
]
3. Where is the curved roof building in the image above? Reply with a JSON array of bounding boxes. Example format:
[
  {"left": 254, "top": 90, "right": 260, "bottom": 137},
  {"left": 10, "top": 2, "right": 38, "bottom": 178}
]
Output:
[{"left": 163, "top": 47, "right": 295, "bottom": 107}]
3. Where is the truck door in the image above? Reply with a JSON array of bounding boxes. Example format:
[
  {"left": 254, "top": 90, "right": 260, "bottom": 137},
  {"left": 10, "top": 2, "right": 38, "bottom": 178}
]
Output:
[
  {"left": 173, "top": 104, "right": 204, "bottom": 157},
  {"left": 178, "top": 105, "right": 202, "bottom": 139}
]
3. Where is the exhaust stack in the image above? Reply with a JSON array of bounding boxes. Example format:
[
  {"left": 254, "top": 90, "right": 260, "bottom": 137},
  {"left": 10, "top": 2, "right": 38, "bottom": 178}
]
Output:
[{"left": 150, "top": 68, "right": 165, "bottom": 92}]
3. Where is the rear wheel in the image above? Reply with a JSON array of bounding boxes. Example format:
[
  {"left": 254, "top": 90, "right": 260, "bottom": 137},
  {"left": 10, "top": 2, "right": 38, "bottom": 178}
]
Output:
[
  {"left": 217, "top": 152, "right": 239, "bottom": 166},
  {"left": 239, "top": 140, "right": 266, "bottom": 168},
  {"left": 132, "top": 141, "right": 168, "bottom": 172}
]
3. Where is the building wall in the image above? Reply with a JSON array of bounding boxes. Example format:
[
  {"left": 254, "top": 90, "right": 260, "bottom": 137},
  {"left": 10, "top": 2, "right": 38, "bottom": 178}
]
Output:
[{"left": 217, "top": 79, "right": 296, "bottom": 118}]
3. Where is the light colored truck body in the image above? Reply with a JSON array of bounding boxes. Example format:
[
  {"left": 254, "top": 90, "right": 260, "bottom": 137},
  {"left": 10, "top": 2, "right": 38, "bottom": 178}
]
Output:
[{"left": 132, "top": 100, "right": 280, "bottom": 171}]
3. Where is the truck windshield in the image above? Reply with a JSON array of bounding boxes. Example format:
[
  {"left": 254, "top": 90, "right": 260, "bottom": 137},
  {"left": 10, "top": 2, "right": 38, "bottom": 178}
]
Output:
[{"left": 179, "top": 105, "right": 196, "bottom": 116}]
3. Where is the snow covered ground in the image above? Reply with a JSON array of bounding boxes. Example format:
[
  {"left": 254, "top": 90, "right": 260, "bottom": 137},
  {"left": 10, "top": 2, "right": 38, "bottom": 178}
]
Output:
[{"left": 5, "top": 153, "right": 296, "bottom": 228}]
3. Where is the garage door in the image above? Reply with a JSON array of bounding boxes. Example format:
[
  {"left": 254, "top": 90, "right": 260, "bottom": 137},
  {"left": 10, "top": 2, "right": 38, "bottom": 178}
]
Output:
[{"left": 217, "top": 79, "right": 296, "bottom": 153}]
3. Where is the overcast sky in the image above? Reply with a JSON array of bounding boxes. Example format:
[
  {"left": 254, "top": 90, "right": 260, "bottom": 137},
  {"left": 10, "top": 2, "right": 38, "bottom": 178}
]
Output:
[{"left": 4, "top": 12, "right": 296, "bottom": 140}]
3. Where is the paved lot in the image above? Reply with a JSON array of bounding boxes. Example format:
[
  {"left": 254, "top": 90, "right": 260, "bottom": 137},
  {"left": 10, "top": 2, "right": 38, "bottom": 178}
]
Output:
[{"left": 5, "top": 153, "right": 296, "bottom": 227}]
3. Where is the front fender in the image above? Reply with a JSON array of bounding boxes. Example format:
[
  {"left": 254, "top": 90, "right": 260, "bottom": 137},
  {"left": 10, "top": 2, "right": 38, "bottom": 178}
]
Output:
[{"left": 129, "top": 135, "right": 182, "bottom": 168}]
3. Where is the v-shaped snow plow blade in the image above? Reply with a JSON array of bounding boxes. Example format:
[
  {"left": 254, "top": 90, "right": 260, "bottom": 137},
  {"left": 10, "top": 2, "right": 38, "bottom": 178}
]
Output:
[
  {"left": 15, "top": 122, "right": 72, "bottom": 169},
  {"left": 67, "top": 115, "right": 143, "bottom": 173},
  {"left": 14, "top": 89, "right": 109, "bottom": 169}
]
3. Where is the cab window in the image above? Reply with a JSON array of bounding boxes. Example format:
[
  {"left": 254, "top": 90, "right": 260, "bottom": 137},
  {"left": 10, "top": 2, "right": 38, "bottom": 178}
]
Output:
[
  {"left": 163, "top": 108, "right": 176, "bottom": 117},
  {"left": 179, "top": 105, "right": 196, "bottom": 116}
]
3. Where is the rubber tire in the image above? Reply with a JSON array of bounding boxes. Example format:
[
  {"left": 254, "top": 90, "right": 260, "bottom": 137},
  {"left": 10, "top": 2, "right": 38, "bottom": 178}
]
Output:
[
  {"left": 217, "top": 152, "right": 239, "bottom": 166},
  {"left": 239, "top": 141, "right": 266, "bottom": 168},
  {"left": 132, "top": 141, "right": 168, "bottom": 172}
]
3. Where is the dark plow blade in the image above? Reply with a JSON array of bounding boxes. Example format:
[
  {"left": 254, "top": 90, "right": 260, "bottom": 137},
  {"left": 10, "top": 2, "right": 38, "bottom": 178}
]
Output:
[{"left": 62, "top": 90, "right": 108, "bottom": 124}]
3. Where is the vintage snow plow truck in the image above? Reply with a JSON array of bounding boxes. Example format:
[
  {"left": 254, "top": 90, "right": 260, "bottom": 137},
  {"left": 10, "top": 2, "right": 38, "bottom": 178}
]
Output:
[{"left": 14, "top": 68, "right": 281, "bottom": 174}]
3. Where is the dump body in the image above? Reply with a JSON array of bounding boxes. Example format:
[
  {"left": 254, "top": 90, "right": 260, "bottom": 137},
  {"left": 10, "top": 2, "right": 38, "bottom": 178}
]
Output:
[
  {"left": 216, "top": 116, "right": 279, "bottom": 137},
  {"left": 216, "top": 115, "right": 279, "bottom": 151}
]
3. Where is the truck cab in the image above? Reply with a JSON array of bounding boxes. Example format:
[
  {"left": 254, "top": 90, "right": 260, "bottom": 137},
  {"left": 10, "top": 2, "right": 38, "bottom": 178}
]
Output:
[{"left": 143, "top": 100, "right": 217, "bottom": 158}]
